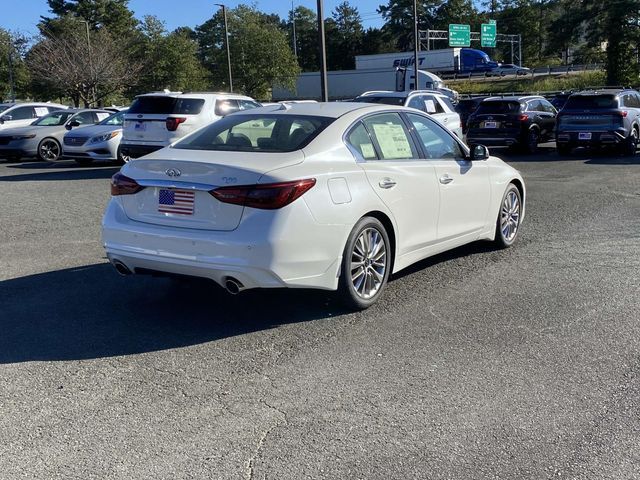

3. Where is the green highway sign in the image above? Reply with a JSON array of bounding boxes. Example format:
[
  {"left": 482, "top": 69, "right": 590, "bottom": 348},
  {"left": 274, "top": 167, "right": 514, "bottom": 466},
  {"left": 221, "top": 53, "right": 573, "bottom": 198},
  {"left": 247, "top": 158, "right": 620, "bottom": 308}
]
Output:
[
  {"left": 449, "top": 24, "right": 470, "bottom": 47},
  {"left": 481, "top": 22, "right": 497, "bottom": 48}
]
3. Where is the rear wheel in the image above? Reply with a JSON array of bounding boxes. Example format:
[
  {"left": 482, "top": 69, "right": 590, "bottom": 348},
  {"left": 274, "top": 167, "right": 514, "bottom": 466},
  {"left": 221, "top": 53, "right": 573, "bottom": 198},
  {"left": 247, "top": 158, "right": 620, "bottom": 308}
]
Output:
[
  {"left": 622, "top": 127, "right": 638, "bottom": 156},
  {"left": 338, "top": 217, "right": 391, "bottom": 310},
  {"left": 523, "top": 128, "right": 539, "bottom": 154},
  {"left": 37, "top": 138, "right": 62, "bottom": 162},
  {"left": 495, "top": 184, "right": 522, "bottom": 248}
]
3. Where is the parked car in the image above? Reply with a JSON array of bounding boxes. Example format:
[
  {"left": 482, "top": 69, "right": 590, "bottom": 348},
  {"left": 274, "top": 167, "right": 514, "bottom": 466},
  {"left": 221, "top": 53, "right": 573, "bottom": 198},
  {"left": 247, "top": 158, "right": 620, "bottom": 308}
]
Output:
[
  {"left": 0, "top": 109, "right": 112, "bottom": 162},
  {"left": 120, "top": 92, "right": 261, "bottom": 159},
  {"left": 455, "top": 96, "right": 489, "bottom": 134},
  {"left": 353, "top": 90, "right": 463, "bottom": 137},
  {"left": 549, "top": 92, "right": 573, "bottom": 111},
  {"left": 103, "top": 103, "right": 525, "bottom": 310},
  {"left": 488, "top": 64, "right": 531, "bottom": 77},
  {"left": 466, "top": 95, "right": 557, "bottom": 153},
  {"left": 62, "top": 110, "right": 128, "bottom": 166},
  {"left": 0, "top": 102, "right": 67, "bottom": 134},
  {"left": 555, "top": 88, "right": 640, "bottom": 156}
]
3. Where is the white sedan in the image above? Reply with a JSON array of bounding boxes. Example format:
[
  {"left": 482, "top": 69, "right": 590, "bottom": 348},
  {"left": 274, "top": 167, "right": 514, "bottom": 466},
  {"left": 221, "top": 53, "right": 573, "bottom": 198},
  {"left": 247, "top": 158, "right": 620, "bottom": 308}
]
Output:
[{"left": 103, "top": 103, "right": 525, "bottom": 309}]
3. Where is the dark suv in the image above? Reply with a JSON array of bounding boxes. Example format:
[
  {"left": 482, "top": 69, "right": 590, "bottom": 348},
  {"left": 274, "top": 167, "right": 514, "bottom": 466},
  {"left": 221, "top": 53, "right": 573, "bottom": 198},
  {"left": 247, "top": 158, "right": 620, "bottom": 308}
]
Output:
[
  {"left": 555, "top": 88, "right": 640, "bottom": 155},
  {"left": 466, "top": 96, "right": 557, "bottom": 153}
]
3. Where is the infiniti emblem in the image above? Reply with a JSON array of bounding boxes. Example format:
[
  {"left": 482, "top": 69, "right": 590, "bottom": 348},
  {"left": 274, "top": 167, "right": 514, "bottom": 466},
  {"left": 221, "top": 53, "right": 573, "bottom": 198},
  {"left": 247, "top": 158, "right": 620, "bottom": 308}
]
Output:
[{"left": 165, "top": 168, "right": 181, "bottom": 177}]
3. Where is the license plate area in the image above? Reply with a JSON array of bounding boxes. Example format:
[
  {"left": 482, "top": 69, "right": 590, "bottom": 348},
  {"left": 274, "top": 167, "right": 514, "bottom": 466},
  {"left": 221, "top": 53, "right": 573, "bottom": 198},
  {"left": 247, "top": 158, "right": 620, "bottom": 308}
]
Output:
[
  {"left": 578, "top": 132, "right": 592, "bottom": 140},
  {"left": 483, "top": 121, "right": 499, "bottom": 128},
  {"left": 158, "top": 188, "right": 195, "bottom": 215},
  {"left": 134, "top": 121, "right": 147, "bottom": 132}
]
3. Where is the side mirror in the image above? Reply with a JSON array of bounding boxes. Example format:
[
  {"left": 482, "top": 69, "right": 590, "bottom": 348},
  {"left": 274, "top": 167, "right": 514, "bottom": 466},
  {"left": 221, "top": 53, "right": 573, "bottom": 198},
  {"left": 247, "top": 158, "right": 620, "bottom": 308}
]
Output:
[
  {"left": 0, "top": 115, "right": 11, "bottom": 124},
  {"left": 469, "top": 144, "right": 489, "bottom": 161},
  {"left": 66, "top": 120, "right": 80, "bottom": 130}
]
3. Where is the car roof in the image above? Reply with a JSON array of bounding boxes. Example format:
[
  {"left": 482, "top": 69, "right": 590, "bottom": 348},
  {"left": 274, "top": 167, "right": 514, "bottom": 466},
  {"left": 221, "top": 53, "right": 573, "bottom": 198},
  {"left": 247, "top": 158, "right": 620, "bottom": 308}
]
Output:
[
  {"left": 135, "top": 91, "right": 255, "bottom": 101},
  {"left": 2, "top": 102, "right": 67, "bottom": 108},
  {"left": 573, "top": 87, "right": 636, "bottom": 96},
  {"left": 483, "top": 95, "right": 542, "bottom": 102},
  {"left": 358, "top": 90, "right": 446, "bottom": 98},
  {"left": 232, "top": 102, "right": 408, "bottom": 119}
]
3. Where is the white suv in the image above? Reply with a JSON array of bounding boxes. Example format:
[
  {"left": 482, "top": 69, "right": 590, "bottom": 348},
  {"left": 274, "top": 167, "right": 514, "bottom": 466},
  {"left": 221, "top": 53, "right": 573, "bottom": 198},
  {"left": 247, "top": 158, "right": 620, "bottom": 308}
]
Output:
[
  {"left": 0, "top": 102, "right": 68, "bottom": 130},
  {"left": 120, "top": 92, "right": 261, "bottom": 159},
  {"left": 353, "top": 90, "right": 463, "bottom": 138}
]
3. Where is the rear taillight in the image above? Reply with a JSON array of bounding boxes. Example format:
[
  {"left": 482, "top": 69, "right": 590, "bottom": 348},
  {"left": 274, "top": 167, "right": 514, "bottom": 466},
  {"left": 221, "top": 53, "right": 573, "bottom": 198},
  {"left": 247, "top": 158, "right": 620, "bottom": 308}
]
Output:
[
  {"left": 210, "top": 178, "right": 316, "bottom": 210},
  {"left": 166, "top": 117, "right": 187, "bottom": 131},
  {"left": 111, "top": 172, "right": 144, "bottom": 196},
  {"left": 518, "top": 114, "right": 529, "bottom": 121},
  {"left": 617, "top": 110, "right": 628, "bottom": 118}
]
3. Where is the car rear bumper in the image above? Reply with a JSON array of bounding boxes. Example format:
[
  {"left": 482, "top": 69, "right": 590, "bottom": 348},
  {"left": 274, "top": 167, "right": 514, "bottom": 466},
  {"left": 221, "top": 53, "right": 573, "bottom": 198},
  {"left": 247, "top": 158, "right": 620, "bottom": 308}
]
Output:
[
  {"left": 101, "top": 198, "right": 347, "bottom": 291},
  {"left": 556, "top": 130, "right": 627, "bottom": 146},
  {"left": 119, "top": 144, "right": 164, "bottom": 159}
]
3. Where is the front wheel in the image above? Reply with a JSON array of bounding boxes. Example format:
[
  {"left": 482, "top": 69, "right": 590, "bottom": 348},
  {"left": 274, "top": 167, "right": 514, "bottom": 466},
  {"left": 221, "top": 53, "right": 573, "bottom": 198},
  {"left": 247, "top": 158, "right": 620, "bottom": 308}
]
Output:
[
  {"left": 338, "top": 217, "right": 391, "bottom": 310},
  {"left": 622, "top": 128, "right": 638, "bottom": 156},
  {"left": 37, "top": 138, "right": 62, "bottom": 162},
  {"left": 495, "top": 184, "right": 522, "bottom": 248},
  {"left": 523, "top": 129, "right": 539, "bottom": 154}
]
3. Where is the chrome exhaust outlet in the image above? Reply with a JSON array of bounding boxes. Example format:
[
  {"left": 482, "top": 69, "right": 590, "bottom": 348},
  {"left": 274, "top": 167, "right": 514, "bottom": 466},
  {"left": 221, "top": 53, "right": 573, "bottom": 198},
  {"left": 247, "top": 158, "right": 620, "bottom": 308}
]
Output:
[
  {"left": 224, "top": 277, "right": 244, "bottom": 295},
  {"left": 112, "top": 260, "right": 132, "bottom": 276}
]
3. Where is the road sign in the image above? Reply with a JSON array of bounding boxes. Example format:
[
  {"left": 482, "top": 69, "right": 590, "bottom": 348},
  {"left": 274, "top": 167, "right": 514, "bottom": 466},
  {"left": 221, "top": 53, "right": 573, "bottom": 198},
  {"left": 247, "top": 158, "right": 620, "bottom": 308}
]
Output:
[
  {"left": 481, "top": 23, "right": 497, "bottom": 48},
  {"left": 449, "top": 24, "right": 470, "bottom": 47},
  {"left": 489, "top": 19, "right": 497, "bottom": 25}
]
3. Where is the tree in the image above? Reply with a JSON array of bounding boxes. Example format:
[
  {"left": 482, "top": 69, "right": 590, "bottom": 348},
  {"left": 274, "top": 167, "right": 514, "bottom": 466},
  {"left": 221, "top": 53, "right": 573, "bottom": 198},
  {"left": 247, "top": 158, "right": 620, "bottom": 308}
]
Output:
[
  {"left": 27, "top": 24, "right": 141, "bottom": 106},
  {"left": 378, "top": 0, "right": 443, "bottom": 51},
  {"left": 282, "top": 6, "right": 319, "bottom": 72},
  {"left": 196, "top": 5, "right": 299, "bottom": 99},
  {"left": 0, "top": 29, "right": 31, "bottom": 101},
  {"left": 326, "top": 2, "right": 364, "bottom": 70},
  {"left": 133, "top": 16, "right": 209, "bottom": 93},
  {"left": 40, "top": 0, "right": 138, "bottom": 37}
]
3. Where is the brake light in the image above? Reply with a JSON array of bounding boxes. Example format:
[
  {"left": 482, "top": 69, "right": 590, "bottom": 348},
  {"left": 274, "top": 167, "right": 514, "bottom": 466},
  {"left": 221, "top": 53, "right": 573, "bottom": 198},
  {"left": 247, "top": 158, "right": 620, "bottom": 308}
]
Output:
[
  {"left": 617, "top": 110, "right": 628, "bottom": 117},
  {"left": 211, "top": 179, "right": 316, "bottom": 210},
  {"left": 110, "top": 172, "right": 144, "bottom": 196},
  {"left": 518, "top": 114, "right": 529, "bottom": 121},
  {"left": 166, "top": 117, "right": 187, "bottom": 131}
]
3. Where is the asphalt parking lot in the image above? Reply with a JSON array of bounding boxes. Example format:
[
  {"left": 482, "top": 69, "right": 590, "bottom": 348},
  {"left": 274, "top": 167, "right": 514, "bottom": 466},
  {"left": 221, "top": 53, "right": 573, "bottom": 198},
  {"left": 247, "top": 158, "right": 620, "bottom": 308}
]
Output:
[{"left": 1, "top": 145, "right": 639, "bottom": 479}]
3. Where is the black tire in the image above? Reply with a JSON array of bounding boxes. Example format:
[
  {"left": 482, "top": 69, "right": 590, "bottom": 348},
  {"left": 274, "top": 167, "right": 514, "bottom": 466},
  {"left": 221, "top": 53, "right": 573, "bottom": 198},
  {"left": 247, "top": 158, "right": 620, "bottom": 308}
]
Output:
[
  {"left": 622, "top": 127, "right": 638, "bottom": 156},
  {"left": 338, "top": 217, "right": 391, "bottom": 310},
  {"left": 495, "top": 183, "right": 523, "bottom": 248},
  {"left": 523, "top": 128, "right": 539, "bottom": 154},
  {"left": 75, "top": 158, "right": 94, "bottom": 166},
  {"left": 117, "top": 145, "right": 130, "bottom": 165},
  {"left": 37, "top": 137, "right": 62, "bottom": 162},
  {"left": 557, "top": 144, "right": 572, "bottom": 156}
]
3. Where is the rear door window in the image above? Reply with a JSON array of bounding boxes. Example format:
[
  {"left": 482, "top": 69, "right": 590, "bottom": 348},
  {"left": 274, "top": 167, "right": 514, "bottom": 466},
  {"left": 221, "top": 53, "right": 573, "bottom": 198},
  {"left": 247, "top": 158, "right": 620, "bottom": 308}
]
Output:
[
  {"left": 239, "top": 100, "right": 261, "bottom": 110},
  {"left": 361, "top": 113, "right": 418, "bottom": 160},
  {"left": 8, "top": 106, "right": 36, "bottom": 120},
  {"left": 215, "top": 99, "right": 240, "bottom": 116},
  {"left": 73, "top": 111, "right": 98, "bottom": 125}
]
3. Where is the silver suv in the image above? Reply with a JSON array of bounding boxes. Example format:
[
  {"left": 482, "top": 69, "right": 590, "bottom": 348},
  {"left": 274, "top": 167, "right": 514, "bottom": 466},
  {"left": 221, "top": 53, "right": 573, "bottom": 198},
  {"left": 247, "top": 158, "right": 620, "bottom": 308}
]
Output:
[
  {"left": 120, "top": 92, "right": 261, "bottom": 159},
  {"left": 353, "top": 90, "right": 463, "bottom": 138}
]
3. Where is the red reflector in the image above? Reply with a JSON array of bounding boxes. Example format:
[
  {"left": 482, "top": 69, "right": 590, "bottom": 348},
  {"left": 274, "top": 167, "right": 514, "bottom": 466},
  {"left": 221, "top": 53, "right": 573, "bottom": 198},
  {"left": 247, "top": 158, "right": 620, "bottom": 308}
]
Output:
[
  {"left": 619, "top": 110, "right": 628, "bottom": 117},
  {"left": 111, "top": 172, "right": 144, "bottom": 196},
  {"left": 211, "top": 178, "right": 316, "bottom": 210},
  {"left": 518, "top": 114, "right": 529, "bottom": 121},
  {"left": 166, "top": 117, "right": 187, "bottom": 131}
]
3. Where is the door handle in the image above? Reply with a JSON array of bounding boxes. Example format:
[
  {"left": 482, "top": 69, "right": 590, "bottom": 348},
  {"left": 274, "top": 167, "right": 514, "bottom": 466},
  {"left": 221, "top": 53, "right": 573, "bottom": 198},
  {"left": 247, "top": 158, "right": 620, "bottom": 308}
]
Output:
[
  {"left": 378, "top": 178, "right": 397, "bottom": 189},
  {"left": 439, "top": 174, "right": 454, "bottom": 185}
]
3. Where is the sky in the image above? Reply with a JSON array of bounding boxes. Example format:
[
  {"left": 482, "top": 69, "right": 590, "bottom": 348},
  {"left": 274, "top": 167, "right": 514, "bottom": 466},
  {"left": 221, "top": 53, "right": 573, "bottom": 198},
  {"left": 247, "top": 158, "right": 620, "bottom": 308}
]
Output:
[{"left": 0, "top": 0, "right": 387, "bottom": 36}]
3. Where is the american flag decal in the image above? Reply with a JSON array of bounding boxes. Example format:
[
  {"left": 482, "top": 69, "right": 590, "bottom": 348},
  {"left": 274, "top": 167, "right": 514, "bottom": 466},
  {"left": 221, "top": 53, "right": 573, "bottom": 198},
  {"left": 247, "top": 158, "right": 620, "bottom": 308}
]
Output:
[{"left": 158, "top": 189, "right": 195, "bottom": 215}]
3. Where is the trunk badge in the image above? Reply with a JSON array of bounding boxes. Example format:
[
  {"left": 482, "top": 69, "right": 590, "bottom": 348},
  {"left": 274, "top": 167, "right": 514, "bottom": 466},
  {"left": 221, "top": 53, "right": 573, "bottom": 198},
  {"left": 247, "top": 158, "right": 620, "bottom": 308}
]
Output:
[{"left": 165, "top": 168, "right": 181, "bottom": 177}]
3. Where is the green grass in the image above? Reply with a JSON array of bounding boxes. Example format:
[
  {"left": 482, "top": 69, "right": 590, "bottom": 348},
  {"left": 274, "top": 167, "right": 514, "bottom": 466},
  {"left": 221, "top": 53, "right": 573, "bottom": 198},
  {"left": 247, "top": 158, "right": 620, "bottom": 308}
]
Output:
[{"left": 450, "top": 71, "right": 606, "bottom": 95}]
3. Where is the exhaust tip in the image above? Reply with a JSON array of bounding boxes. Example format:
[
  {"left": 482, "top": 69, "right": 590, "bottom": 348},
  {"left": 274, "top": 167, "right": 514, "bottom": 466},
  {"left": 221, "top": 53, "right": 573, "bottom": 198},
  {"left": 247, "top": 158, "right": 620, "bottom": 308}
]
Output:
[
  {"left": 113, "top": 260, "right": 132, "bottom": 276},
  {"left": 224, "top": 277, "right": 243, "bottom": 295}
]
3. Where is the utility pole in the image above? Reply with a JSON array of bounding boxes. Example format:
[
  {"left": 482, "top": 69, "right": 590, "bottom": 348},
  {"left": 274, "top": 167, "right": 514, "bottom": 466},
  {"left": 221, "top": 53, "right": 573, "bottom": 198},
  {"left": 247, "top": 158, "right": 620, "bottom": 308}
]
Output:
[
  {"left": 81, "top": 20, "right": 93, "bottom": 106},
  {"left": 291, "top": 0, "right": 297, "bottom": 57},
  {"left": 413, "top": 0, "right": 419, "bottom": 90},
  {"left": 317, "top": 0, "right": 328, "bottom": 101},
  {"left": 7, "top": 44, "right": 15, "bottom": 102},
  {"left": 215, "top": 3, "right": 233, "bottom": 92}
]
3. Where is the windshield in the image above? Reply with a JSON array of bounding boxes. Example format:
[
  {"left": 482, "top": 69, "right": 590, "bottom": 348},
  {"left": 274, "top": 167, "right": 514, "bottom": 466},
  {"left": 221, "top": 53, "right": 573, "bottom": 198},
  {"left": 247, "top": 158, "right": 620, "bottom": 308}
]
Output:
[
  {"left": 33, "top": 111, "right": 74, "bottom": 126},
  {"left": 128, "top": 96, "right": 205, "bottom": 115},
  {"left": 174, "top": 114, "right": 334, "bottom": 153},
  {"left": 475, "top": 101, "right": 521, "bottom": 114},
  {"left": 99, "top": 111, "right": 126, "bottom": 126},
  {"left": 353, "top": 96, "right": 405, "bottom": 106},
  {"left": 564, "top": 95, "right": 618, "bottom": 109}
]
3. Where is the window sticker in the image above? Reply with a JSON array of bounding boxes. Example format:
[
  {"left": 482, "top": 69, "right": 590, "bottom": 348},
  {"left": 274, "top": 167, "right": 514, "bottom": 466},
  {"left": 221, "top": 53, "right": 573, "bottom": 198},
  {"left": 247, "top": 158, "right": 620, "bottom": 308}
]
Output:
[
  {"left": 96, "top": 112, "right": 111, "bottom": 121},
  {"left": 34, "top": 107, "right": 49, "bottom": 117},
  {"left": 424, "top": 99, "right": 437, "bottom": 114},
  {"left": 372, "top": 123, "right": 412, "bottom": 159},
  {"left": 360, "top": 142, "right": 376, "bottom": 159}
]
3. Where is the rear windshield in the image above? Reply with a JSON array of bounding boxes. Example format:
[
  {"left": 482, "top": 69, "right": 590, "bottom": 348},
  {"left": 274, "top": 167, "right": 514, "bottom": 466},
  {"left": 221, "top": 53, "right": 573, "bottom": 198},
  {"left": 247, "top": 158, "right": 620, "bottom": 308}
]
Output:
[
  {"left": 563, "top": 95, "right": 618, "bottom": 109},
  {"left": 456, "top": 99, "right": 483, "bottom": 113},
  {"left": 353, "top": 96, "right": 405, "bottom": 106},
  {"left": 128, "top": 96, "right": 205, "bottom": 115},
  {"left": 174, "top": 114, "right": 334, "bottom": 153},
  {"left": 475, "top": 101, "right": 522, "bottom": 114}
]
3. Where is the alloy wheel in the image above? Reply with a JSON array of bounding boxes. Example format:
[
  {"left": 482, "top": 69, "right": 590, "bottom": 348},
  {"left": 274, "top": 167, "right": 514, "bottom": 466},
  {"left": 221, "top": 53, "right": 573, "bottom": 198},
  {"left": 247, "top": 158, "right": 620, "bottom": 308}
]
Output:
[
  {"left": 500, "top": 190, "right": 521, "bottom": 242},
  {"left": 40, "top": 140, "right": 60, "bottom": 161},
  {"left": 350, "top": 227, "right": 387, "bottom": 299}
]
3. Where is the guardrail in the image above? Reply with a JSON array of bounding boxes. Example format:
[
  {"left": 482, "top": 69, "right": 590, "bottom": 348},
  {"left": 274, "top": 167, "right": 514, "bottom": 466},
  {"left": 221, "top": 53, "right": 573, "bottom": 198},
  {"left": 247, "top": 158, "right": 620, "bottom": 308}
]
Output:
[{"left": 441, "top": 64, "right": 604, "bottom": 81}]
